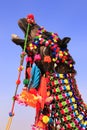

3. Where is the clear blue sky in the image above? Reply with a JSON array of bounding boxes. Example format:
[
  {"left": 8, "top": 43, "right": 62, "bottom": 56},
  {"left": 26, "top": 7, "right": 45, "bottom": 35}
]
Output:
[{"left": 0, "top": 0, "right": 87, "bottom": 130}]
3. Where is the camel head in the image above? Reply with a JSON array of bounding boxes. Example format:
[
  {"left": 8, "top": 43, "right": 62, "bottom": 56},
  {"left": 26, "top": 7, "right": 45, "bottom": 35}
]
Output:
[{"left": 12, "top": 14, "right": 76, "bottom": 75}]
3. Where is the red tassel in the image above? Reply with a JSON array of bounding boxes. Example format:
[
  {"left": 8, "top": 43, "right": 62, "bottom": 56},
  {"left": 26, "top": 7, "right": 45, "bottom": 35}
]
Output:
[
  {"left": 26, "top": 67, "right": 31, "bottom": 79},
  {"left": 38, "top": 76, "right": 47, "bottom": 109}
]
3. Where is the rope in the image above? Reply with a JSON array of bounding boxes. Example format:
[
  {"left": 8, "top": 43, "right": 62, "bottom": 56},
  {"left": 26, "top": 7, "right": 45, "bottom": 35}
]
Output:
[
  {"left": 24, "top": 24, "right": 30, "bottom": 52},
  {"left": 5, "top": 23, "right": 30, "bottom": 130}
]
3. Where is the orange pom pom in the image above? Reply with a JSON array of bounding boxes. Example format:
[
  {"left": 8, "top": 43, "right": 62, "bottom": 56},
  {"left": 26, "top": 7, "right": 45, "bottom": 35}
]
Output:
[
  {"left": 16, "top": 89, "right": 39, "bottom": 108},
  {"left": 44, "top": 56, "right": 51, "bottom": 63},
  {"left": 16, "top": 79, "right": 21, "bottom": 85}
]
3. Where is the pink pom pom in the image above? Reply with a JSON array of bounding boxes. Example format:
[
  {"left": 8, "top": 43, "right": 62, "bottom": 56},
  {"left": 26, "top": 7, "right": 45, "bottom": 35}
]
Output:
[
  {"left": 26, "top": 56, "right": 33, "bottom": 63},
  {"left": 26, "top": 14, "right": 35, "bottom": 24},
  {"left": 34, "top": 54, "right": 41, "bottom": 61}
]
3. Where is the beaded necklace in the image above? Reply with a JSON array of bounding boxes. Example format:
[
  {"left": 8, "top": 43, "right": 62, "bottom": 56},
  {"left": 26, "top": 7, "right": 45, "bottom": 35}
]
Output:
[{"left": 44, "top": 72, "right": 87, "bottom": 130}]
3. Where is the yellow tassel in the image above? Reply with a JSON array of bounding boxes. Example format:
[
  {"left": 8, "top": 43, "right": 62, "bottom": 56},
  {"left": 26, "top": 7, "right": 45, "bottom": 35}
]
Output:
[{"left": 6, "top": 117, "right": 13, "bottom": 130}]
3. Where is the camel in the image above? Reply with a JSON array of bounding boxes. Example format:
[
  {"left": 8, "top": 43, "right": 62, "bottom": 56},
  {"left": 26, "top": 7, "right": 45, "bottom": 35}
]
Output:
[{"left": 12, "top": 14, "right": 87, "bottom": 130}]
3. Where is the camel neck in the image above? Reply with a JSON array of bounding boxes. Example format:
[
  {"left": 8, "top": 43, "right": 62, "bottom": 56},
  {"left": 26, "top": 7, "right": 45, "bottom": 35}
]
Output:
[{"left": 45, "top": 72, "right": 87, "bottom": 129}]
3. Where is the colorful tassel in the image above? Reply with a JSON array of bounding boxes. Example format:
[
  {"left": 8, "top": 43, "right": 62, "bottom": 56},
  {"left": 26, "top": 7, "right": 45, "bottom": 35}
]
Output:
[{"left": 28, "top": 63, "right": 41, "bottom": 89}]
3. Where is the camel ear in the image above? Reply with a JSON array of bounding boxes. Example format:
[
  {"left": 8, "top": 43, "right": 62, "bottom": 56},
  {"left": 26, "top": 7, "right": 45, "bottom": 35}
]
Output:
[
  {"left": 59, "top": 37, "right": 71, "bottom": 48},
  {"left": 62, "top": 37, "right": 71, "bottom": 44}
]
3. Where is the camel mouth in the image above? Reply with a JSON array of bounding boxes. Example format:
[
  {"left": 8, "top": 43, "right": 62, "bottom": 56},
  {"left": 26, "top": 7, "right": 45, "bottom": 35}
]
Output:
[{"left": 11, "top": 34, "right": 20, "bottom": 40}]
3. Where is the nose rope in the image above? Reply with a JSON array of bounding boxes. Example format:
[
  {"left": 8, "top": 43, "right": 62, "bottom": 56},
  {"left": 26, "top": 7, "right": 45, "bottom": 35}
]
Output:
[
  {"left": 5, "top": 23, "right": 30, "bottom": 130},
  {"left": 24, "top": 23, "right": 30, "bottom": 52}
]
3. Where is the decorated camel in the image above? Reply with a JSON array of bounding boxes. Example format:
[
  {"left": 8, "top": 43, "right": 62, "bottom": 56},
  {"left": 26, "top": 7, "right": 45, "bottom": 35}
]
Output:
[{"left": 11, "top": 14, "right": 87, "bottom": 130}]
